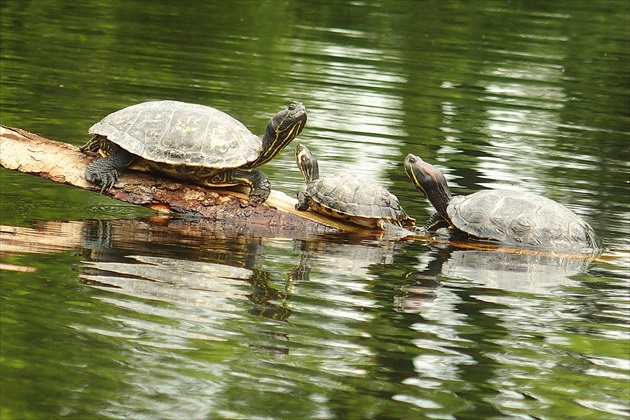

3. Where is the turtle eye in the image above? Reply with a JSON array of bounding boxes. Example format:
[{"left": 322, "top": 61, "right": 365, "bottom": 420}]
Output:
[
  {"left": 409, "top": 156, "right": 416, "bottom": 164},
  {"left": 289, "top": 103, "right": 296, "bottom": 110}
]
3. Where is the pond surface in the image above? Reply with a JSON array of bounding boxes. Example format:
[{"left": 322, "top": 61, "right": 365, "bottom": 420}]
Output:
[{"left": 1, "top": 1, "right": 629, "bottom": 419}]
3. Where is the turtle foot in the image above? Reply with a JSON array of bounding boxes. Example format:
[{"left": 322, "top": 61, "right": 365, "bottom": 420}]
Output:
[
  {"left": 83, "top": 147, "right": 132, "bottom": 194},
  {"left": 248, "top": 188, "right": 270, "bottom": 204},
  {"left": 85, "top": 158, "right": 124, "bottom": 193},
  {"left": 85, "top": 165, "right": 119, "bottom": 193}
]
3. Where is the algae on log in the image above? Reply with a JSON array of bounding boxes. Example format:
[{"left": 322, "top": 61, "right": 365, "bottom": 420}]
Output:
[{"left": 0, "top": 125, "right": 360, "bottom": 232}]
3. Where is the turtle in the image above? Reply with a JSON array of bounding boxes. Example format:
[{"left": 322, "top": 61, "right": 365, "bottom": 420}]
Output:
[
  {"left": 295, "top": 144, "right": 415, "bottom": 230},
  {"left": 403, "top": 153, "right": 599, "bottom": 250},
  {"left": 80, "top": 100, "right": 307, "bottom": 203}
]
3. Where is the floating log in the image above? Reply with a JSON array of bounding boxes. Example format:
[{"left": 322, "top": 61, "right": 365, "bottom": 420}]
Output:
[{"left": 0, "top": 125, "right": 362, "bottom": 232}]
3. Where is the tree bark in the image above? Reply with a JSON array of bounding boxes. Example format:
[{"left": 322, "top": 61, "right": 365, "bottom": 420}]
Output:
[{"left": 0, "top": 125, "right": 360, "bottom": 232}]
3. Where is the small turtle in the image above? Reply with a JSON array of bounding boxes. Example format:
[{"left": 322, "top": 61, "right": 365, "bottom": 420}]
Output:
[
  {"left": 404, "top": 153, "right": 599, "bottom": 250},
  {"left": 295, "top": 144, "right": 414, "bottom": 230},
  {"left": 81, "top": 100, "right": 307, "bottom": 203}
]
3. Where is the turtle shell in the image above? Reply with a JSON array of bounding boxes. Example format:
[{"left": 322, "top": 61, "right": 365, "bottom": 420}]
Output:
[
  {"left": 447, "top": 190, "right": 598, "bottom": 248},
  {"left": 89, "top": 100, "right": 262, "bottom": 168},
  {"left": 306, "top": 173, "right": 412, "bottom": 227}
]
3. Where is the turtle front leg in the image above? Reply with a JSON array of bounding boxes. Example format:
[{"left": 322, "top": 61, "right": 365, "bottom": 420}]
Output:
[
  {"left": 225, "top": 168, "right": 272, "bottom": 203},
  {"left": 84, "top": 146, "right": 134, "bottom": 193},
  {"left": 423, "top": 212, "right": 450, "bottom": 231},
  {"left": 295, "top": 190, "right": 311, "bottom": 211}
]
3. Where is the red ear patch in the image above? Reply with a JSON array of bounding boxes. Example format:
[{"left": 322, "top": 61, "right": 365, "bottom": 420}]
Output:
[
  {"left": 422, "top": 164, "right": 435, "bottom": 179},
  {"left": 418, "top": 162, "right": 438, "bottom": 184}
]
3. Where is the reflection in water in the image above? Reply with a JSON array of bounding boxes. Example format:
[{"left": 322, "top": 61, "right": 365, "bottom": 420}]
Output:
[
  {"left": 80, "top": 221, "right": 300, "bottom": 322},
  {"left": 81, "top": 257, "right": 282, "bottom": 318},
  {"left": 1, "top": 216, "right": 627, "bottom": 418},
  {"left": 394, "top": 241, "right": 628, "bottom": 418},
  {"left": 288, "top": 33, "right": 407, "bottom": 183},
  {"left": 395, "top": 242, "right": 594, "bottom": 317},
  {"left": 479, "top": 54, "right": 568, "bottom": 192},
  {"left": 441, "top": 249, "right": 591, "bottom": 291},
  {"left": 304, "top": 237, "right": 404, "bottom": 273},
  {"left": 409, "top": 244, "right": 592, "bottom": 294},
  {"left": 76, "top": 219, "right": 413, "bottom": 329}
]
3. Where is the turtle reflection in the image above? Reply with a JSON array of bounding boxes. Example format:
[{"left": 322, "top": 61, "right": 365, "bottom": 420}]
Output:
[
  {"left": 404, "top": 243, "right": 594, "bottom": 296},
  {"left": 81, "top": 255, "right": 292, "bottom": 321},
  {"left": 79, "top": 219, "right": 294, "bottom": 322}
]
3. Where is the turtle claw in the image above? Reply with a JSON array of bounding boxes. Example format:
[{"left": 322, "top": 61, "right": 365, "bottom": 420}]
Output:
[
  {"left": 295, "top": 190, "right": 310, "bottom": 211},
  {"left": 104, "top": 173, "right": 119, "bottom": 192},
  {"left": 85, "top": 164, "right": 119, "bottom": 194},
  {"left": 248, "top": 188, "right": 270, "bottom": 204},
  {"left": 83, "top": 145, "right": 132, "bottom": 194}
]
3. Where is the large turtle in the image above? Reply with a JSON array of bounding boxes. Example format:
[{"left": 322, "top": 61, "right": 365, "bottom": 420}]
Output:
[
  {"left": 404, "top": 153, "right": 599, "bottom": 250},
  {"left": 295, "top": 144, "right": 414, "bottom": 230},
  {"left": 81, "top": 100, "right": 307, "bottom": 203}
]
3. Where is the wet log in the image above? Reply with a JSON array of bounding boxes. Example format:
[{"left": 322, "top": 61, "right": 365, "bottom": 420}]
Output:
[{"left": 0, "top": 125, "right": 360, "bottom": 232}]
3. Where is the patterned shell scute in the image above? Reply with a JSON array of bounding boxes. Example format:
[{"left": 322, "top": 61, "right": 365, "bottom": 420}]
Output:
[
  {"left": 447, "top": 190, "right": 597, "bottom": 248},
  {"left": 88, "top": 100, "right": 262, "bottom": 167},
  {"left": 306, "top": 173, "right": 407, "bottom": 221}
]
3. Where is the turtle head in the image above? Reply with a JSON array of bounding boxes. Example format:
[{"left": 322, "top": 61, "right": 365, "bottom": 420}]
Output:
[
  {"left": 295, "top": 144, "right": 319, "bottom": 184},
  {"left": 257, "top": 102, "right": 307, "bottom": 166},
  {"left": 404, "top": 154, "right": 452, "bottom": 220}
]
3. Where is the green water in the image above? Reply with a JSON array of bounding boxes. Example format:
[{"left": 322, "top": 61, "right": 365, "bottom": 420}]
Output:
[{"left": 1, "top": 1, "right": 628, "bottom": 419}]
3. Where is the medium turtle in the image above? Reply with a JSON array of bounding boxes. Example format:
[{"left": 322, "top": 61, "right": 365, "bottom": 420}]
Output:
[
  {"left": 81, "top": 100, "right": 307, "bottom": 203},
  {"left": 295, "top": 144, "right": 414, "bottom": 230},
  {"left": 404, "top": 153, "right": 599, "bottom": 250}
]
